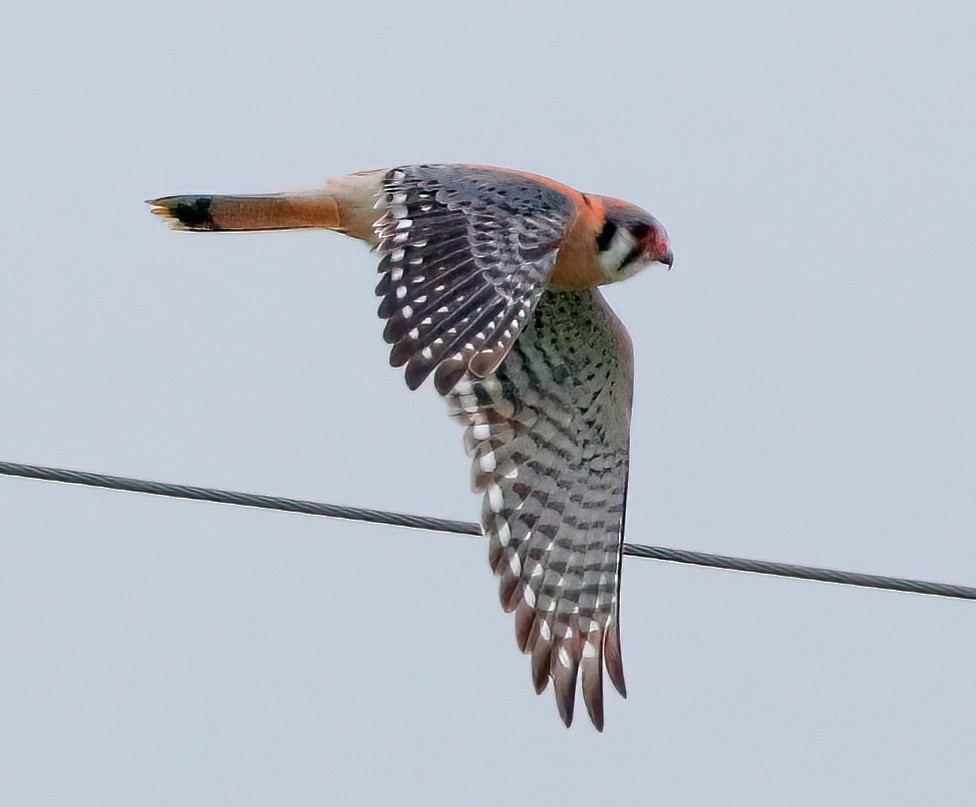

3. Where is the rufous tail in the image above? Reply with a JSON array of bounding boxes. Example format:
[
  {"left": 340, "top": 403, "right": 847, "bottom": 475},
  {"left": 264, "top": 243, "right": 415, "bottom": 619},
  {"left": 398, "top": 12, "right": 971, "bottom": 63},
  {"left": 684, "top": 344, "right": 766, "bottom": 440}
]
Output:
[{"left": 147, "top": 192, "right": 344, "bottom": 233}]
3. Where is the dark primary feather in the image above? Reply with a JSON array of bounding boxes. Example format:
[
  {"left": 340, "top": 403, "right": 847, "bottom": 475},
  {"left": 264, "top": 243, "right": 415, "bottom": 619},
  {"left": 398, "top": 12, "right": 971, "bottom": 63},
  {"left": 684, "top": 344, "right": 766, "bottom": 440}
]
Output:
[
  {"left": 373, "top": 165, "right": 574, "bottom": 394},
  {"left": 447, "top": 289, "right": 633, "bottom": 730}
]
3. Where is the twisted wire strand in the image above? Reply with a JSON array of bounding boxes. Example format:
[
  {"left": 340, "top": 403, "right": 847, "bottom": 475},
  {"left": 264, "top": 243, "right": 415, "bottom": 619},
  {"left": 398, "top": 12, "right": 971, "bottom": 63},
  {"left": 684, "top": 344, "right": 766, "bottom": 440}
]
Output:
[{"left": 2, "top": 459, "right": 973, "bottom": 601}]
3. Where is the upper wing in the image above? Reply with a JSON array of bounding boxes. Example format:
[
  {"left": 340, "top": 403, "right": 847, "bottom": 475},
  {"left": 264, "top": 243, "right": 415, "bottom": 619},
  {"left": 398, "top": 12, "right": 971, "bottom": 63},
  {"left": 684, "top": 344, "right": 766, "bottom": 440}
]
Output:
[
  {"left": 373, "top": 165, "right": 576, "bottom": 395},
  {"left": 447, "top": 288, "right": 634, "bottom": 730}
]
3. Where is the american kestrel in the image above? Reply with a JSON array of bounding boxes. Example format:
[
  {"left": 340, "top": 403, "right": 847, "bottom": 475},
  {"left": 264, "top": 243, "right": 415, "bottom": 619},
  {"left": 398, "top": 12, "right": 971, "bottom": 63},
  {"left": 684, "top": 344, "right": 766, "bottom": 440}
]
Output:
[{"left": 148, "top": 164, "right": 672, "bottom": 730}]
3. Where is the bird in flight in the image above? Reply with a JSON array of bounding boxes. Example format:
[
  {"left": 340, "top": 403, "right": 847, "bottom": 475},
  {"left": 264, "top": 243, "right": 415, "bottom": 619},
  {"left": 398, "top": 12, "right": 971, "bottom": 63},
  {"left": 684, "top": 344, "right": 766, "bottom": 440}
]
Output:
[{"left": 148, "top": 164, "right": 672, "bottom": 730}]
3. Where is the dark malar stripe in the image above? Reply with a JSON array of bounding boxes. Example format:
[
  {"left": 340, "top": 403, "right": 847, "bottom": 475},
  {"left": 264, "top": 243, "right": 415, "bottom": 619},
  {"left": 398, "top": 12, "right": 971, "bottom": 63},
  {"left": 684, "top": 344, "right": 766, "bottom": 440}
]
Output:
[
  {"left": 596, "top": 219, "right": 618, "bottom": 251},
  {"left": 619, "top": 243, "right": 643, "bottom": 270}
]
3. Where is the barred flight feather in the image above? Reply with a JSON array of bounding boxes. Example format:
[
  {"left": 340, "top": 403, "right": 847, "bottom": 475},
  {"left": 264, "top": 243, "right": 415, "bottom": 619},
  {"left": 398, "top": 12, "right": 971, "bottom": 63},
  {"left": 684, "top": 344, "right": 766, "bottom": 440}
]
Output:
[
  {"left": 447, "top": 288, "right": 633, "bottom": 731},
  {"left": 374, "top": 165, "right": 574, "bottom": 394}
]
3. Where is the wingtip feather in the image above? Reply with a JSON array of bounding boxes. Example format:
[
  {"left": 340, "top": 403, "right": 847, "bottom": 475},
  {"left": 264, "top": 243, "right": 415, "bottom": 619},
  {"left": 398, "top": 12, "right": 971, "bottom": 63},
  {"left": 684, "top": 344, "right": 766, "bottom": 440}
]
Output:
[
  {"left": 604, "top": 621, "right": 627, "bottom": 698},
  {"left": 581, "top": 640, "right": 606, "bottom": 731}
]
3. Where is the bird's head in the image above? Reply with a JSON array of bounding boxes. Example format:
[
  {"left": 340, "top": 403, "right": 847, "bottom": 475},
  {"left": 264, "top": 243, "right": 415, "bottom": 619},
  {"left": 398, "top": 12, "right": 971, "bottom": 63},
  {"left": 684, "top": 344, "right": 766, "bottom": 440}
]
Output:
[{"left": 596, "top": 198, "right": 672, "bottom": 282}]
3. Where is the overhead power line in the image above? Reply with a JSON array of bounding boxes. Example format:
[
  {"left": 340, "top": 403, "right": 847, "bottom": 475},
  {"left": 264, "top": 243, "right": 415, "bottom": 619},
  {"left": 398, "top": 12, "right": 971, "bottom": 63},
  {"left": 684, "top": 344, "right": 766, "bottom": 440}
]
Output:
[{"left": 2, "top": 459, "right": 974, "bottom": 601}]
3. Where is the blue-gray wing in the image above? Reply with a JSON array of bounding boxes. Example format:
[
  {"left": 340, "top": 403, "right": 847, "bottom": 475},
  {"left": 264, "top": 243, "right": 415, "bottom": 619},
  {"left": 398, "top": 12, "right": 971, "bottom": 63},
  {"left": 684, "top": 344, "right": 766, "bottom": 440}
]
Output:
[
  {"left": 373, "top": 165, "right": 575, "bottom": 395},
  {"left": 447, "top": 288, "right": 633, "bottom": 731}
]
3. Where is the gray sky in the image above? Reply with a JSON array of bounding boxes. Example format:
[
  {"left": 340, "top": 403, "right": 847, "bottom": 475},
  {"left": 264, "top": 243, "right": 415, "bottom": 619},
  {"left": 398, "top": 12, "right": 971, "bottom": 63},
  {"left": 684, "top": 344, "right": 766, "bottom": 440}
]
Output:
[{"left": 2, "top": 1, "right": 974, "bottom": 804}]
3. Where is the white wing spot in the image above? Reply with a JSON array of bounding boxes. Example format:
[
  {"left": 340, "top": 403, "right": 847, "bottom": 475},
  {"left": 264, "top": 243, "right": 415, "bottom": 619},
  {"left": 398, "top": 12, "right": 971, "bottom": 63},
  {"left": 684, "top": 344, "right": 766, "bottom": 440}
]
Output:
[
  {"left": 479, "top": 450, "right": 496, "bottom": 473},
  {"left": 487, "top": 483, "right": 504, "bottom": 513}
]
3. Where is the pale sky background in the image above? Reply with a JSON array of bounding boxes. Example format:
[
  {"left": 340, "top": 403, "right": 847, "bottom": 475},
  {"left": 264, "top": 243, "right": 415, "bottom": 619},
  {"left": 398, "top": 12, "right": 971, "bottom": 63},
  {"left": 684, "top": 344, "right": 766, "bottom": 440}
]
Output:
[{"left": 1, "top": 2, "right": 974, "bottom": 805}]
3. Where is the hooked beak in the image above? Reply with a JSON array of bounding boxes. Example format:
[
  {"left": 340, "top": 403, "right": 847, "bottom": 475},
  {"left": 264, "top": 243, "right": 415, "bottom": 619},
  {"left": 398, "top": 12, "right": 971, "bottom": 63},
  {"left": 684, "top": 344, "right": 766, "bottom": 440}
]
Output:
[{"left": 658, "top": 249, "right": 674, "bottom": 270}]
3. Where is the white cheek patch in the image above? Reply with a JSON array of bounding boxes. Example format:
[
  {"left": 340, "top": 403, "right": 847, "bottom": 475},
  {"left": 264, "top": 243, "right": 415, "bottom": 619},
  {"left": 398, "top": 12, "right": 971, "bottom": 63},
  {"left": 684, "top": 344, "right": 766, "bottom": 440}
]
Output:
[{"left": 597, "top": 228, "right": 636, "bottom": 275}]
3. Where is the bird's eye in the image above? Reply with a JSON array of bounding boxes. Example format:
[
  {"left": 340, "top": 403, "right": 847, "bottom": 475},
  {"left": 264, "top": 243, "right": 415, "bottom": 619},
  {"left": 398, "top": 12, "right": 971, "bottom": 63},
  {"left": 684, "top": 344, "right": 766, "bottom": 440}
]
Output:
[{"left": 629, "top": 222, "right": 651, "bottom": 241}]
